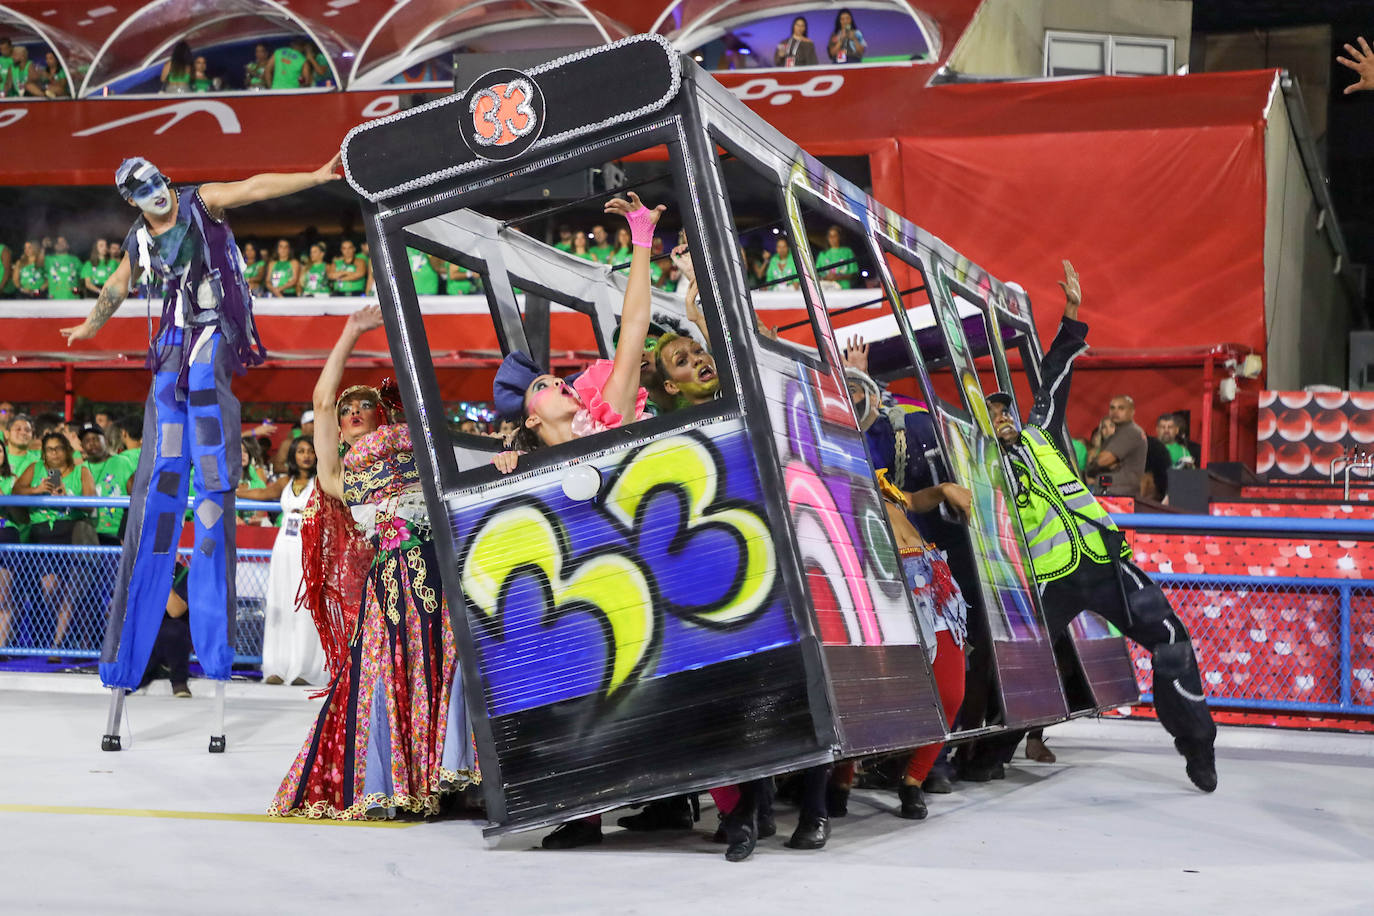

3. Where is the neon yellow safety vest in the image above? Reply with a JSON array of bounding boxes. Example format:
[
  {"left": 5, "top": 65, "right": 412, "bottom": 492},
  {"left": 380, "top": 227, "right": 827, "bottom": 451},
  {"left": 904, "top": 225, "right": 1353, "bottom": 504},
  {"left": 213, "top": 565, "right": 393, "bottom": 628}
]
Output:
[{"left": 1009, "top": 425, "right": 1130, "bottom": 583}]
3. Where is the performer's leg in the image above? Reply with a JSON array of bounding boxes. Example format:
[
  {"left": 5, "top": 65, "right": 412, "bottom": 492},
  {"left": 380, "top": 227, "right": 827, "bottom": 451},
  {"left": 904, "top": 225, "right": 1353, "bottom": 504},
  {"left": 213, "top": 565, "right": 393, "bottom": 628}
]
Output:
[
  {"left": 99, "top": 367, "right": 190, "bottom": 689},
  {"left": 785, "top": 765, "right": 832, "bottom": 850},
  {"left": 901, "top": 630, "right": 966, "bottom": 819},
  {"left": 185, "top": 334, "right": 240, "bottom": 681}
]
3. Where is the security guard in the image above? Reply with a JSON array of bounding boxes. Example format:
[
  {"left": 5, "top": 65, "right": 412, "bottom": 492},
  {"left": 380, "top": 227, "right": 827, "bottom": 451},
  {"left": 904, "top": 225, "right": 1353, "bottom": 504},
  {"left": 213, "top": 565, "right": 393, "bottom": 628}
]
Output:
[{"left": 987, "top": 261, "right": 1217, "bottom": 791}]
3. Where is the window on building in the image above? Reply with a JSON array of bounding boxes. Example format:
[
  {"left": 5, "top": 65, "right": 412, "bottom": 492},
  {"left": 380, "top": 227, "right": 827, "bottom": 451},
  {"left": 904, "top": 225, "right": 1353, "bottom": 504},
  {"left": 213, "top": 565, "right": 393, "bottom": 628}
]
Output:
[{"left": 1044, "top": 31, "right": 1174, "bottom": 78}]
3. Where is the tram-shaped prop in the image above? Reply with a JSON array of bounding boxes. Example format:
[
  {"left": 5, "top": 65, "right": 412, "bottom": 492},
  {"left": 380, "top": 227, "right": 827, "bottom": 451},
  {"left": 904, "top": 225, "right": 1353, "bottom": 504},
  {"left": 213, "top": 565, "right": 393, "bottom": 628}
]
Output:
[{"left": 341, "top": 35, "right": 1135, "bottom": 836}]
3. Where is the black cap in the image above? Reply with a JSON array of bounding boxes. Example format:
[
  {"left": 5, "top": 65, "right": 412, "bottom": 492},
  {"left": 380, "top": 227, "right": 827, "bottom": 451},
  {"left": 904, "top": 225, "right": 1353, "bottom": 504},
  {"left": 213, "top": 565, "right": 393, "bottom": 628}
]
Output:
[
  {"left": 78, "top": 425, "right": 104, "bottom": 439},
  {"left": 986, "top": 392, "right": 1014, "bottom": 409}
]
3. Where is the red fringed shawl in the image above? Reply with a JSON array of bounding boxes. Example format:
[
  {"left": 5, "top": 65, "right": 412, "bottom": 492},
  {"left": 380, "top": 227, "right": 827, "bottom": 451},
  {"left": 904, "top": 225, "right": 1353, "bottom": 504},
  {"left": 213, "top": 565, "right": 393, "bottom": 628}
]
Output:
[{"left": 295, "top": 486, "right": 374, "bottom": 695}]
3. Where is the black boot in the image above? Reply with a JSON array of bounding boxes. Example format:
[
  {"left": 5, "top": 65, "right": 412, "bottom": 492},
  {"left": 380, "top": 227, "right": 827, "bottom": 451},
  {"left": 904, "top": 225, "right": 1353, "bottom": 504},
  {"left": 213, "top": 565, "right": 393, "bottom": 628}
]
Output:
[
  {"left": 756, "top": 779, "right": 776, "bottom": 839},
  {"left": 897, "top": 783, "right": 928, "bottom": 820},
  {"left": 923, "top": 769, "right": 953, "bottom": 794},
  {"left": 785, "top": 815, "right": 830, "bottom": 849},
  {"left": 616, "top": 795, "right": 694, "bottom": 831},
  {"left": 1175, "top": 738, "right": 1218, "bottom": 793},
  {"left": 541, "top": 819, "right": 603, "bottom": 849},
  {"left": 720, "top": 786, "right": 757, "bottom": 862}
]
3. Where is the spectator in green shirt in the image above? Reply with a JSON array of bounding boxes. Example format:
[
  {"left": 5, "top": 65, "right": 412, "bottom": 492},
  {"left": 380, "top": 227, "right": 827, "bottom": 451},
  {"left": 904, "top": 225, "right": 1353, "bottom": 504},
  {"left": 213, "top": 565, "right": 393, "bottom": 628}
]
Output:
[
  {"left": 0, "top": 444, "right": 18, "bottom": 650},
  {"left": 0, "top": 240, "right": 14, "bottom": 295},
  {"left": 245, "top": 43, "right": 269, "bottom": 89},
  {"left": 570, "top": 233, "right": 597, "bottom": 262},
  {"left": 589, "top": 224, "right": 613, "bottom": 263},
  {"left": 266, "top": 40, "right": 308, "bottom": 89},
  {"left": 44, "top": 236, "right": 81, "bottom": 300},
  {"left": 554, "top": 225, "right": 575, "bottom": 252},
  {"left": 407, "top": 246, "right": 442, "bottom": 295},
  {"left": 241, "top": 240, "right": 266, "bottom": 293},
  {"left": 305, "top": 43, "right": 331, "bottom": 87},
  {"left": 81, "top": 239, "right": 118, "bottom": 297},
  {"left": 606, "top": 226, "right": 633, "bottom": 267},
  {"left": 4, "top": 45, "right": 32, "bottom": 97},
  {"left": 329, "top": 239, "right": 368, "bottom": 295},
  {"left": 36, "top": 50, "right": 68, "bottom": 98},
  {"left": 3, "top": 413, "right": 39, "bottom": 483},
  {"left": 16, "top": 241, "right": 45, "bottom": 298},
  {"left": 1156, "top": 413, "right": 1194, "bottom": 467},
  {"left": 266, "top": 239, "right": 300, "bottom": 297},
  {"left": 161, "top": 41, "right": 193, "bottom": 93},
  {"left": 763, "top": 237, "right": 799, "bottom": 290},
  {"left": 191, "top": 55, "right": 216, "bottom": 92},
  {"left": 0, "top": 37, "right": 12, "bottom": 96},
  {"left": 298, "top": 242, "right": 330, "bottom": 296},
  {"left": 79, "top": 425, "right": 130, "bottom": 545},
  {"left": 446, "top": 262, "right": 481, "bottom": 295},
  {"left": 816, "top": 225, "right": 858, "bottom": 289}
]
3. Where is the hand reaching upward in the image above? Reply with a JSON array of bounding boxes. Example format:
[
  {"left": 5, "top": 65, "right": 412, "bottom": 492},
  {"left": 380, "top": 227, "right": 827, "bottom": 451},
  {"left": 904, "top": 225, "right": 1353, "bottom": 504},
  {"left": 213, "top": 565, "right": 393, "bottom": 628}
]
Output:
[
  {"left": 1338, "top": 37, "right": 1374, "bottom": 95},
  {"left": 1058, "top": 259, "right": 1081, "bottom": 320}
]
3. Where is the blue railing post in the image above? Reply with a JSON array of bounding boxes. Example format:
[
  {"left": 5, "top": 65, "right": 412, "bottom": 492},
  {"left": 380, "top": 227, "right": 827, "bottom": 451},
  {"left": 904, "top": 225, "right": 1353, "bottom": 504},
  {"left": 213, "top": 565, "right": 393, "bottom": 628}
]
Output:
[{"left": 1339, "top": 584, "right": 1353, "bottom": 710}]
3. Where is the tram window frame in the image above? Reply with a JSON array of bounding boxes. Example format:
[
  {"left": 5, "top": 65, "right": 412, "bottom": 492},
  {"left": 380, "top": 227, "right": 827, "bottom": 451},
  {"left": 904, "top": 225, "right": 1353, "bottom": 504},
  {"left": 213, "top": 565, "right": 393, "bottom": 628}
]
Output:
[
  {"left": 708, "top": 130, "right": 830, "bottom": 373},
  {"left": 789, "top": 187, "right": 880, "bottom": 356},
  {"left": 386, "top": 128, "right": 740, "bottom": 486}
]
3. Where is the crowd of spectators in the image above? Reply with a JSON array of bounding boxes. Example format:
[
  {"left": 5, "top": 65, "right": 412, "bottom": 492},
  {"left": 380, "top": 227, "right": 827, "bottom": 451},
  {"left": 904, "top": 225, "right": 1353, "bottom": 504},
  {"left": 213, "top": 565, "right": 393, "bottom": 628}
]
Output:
[
  {"left": 1073, "top": 394, "right": 1201, "bottom": 501},
  {"left": 0, "top": 37, "right": 67, "bottom": 98}
]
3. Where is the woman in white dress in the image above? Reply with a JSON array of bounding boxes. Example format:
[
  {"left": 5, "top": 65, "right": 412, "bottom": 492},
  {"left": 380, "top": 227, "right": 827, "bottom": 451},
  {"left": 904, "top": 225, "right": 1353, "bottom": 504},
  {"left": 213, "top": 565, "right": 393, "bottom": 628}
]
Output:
[{"left": 258, "top": 437, "right": 326, "bottom": 685}]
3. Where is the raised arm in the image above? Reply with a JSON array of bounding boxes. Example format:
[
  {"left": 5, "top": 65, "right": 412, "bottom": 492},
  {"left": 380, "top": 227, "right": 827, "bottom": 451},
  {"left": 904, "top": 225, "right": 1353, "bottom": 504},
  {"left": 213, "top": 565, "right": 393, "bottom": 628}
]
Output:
[
  {"left": 671, "top": 244, "right": 710, "bottom": 345},
  {"left": 60, "top": 253, "right": 132, "bottom": 345},
  {"left": 601, "top": 192, "right": 665, "bottom": 421},
  {"left": 1026, "top": 259, "right": 1087, "bottom": 433},
  {"left": 198, "top": 152, "right": 341, "bottom": 215},
  {"left": 313, "top": 305, "right": 384, "bottom": 500}
]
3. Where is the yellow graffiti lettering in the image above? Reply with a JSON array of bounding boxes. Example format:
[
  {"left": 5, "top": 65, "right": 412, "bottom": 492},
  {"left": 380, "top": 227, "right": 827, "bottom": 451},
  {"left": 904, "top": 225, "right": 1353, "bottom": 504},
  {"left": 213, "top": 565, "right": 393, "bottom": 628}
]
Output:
[
  {"left": 605, "top": 436, "right": 775, "bottom": 626},
  {"left": 461, "top": 503, "right": 654, "bottom": 696}
]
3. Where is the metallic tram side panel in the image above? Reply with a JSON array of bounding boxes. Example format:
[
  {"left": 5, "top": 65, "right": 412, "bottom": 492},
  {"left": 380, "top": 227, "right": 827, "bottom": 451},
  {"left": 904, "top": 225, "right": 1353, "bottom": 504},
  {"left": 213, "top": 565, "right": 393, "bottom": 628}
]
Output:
[
  {"left": 340, "top": 36, "right": 1069, "bottom": 834},
  {"left": 693, "top": 73, "right": 1069, "bottom": 732}
]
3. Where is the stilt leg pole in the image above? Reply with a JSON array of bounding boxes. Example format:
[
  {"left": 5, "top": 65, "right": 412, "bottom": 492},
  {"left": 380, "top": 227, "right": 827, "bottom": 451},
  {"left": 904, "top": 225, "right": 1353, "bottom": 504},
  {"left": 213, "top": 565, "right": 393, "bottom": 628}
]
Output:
[
  {"left": 101, "top": 688, "right": 124, "bottom": 752},
  {"left": 208, "top": 681, "right": 226, "bottom": 753}
]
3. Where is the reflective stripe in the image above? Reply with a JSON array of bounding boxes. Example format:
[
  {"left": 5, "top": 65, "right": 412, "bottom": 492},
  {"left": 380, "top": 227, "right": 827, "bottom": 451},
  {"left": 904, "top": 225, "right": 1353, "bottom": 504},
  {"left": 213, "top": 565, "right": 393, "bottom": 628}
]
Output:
[{"left": 1027, "top": 529, "right": 1073, "bottom": 560}]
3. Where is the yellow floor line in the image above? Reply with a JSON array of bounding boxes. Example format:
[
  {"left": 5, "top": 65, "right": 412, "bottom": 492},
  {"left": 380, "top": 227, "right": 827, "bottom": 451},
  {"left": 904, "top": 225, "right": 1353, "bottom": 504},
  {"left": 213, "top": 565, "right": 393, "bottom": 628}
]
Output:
[{"left": 0, "top": 803, "right": 420, "bottom": 827}]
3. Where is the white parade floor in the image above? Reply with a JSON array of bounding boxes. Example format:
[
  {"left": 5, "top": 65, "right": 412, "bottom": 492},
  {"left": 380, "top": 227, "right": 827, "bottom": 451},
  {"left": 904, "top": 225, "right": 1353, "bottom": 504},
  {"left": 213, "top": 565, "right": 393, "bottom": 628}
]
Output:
[{"left": 0, "top": 672, "right": 1370, "bottom": 915}]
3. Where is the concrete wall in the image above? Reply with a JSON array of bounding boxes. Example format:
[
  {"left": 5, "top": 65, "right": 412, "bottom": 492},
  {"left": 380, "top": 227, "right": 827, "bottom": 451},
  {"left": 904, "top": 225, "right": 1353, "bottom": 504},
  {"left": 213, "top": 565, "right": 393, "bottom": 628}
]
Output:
[
  {"left": 1198, "top": 25, "right": 1331, "bottom": 141},
  {"left": 947, "top": 0, "right": 1193, "bottom": 78}
]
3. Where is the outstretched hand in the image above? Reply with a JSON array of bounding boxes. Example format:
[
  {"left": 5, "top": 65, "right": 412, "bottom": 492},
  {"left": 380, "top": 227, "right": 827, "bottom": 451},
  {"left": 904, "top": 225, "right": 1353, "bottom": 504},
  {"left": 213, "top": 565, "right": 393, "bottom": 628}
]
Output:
[
  {"left": 670, "top": 243, "right": 696, "bottom": 283},
  {"left": 1058, "top": 259, "right": 1081, "bottom": 318},
  {"left": 605, "top": 190, "right": 665, "bottom": 226},
  {"left": 314, "top": 151, "right": 343, "bottom": 184},
  {"left": 346, "top": 303, "right": 384, "bottom": 333},
  {"left": 842, "top": 334, "right": 868, "bottom": 373},
  {"left": 1339, "top": 37, "right": 1374, "bottom": 95},
  {"left": 60, "top": 322, "right": 96, "bottom": 346}
]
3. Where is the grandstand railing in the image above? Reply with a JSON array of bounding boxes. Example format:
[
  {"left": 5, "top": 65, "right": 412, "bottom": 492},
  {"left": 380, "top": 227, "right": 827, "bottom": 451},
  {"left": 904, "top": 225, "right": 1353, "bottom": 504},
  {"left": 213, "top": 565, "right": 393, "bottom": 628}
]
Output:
[
  {"left": 1112, "top": 512, "right": 1374, "bottom": 716},
  {"left": 0, "top": 494, "right": 281, "bottom": 667}
]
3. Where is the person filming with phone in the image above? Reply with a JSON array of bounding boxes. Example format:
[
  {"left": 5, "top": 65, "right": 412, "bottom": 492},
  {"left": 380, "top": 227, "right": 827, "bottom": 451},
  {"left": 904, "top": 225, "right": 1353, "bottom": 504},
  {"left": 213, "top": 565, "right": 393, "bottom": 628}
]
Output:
[{"left": 1083, "top": 395, "right": 1147, "bottom": 496}]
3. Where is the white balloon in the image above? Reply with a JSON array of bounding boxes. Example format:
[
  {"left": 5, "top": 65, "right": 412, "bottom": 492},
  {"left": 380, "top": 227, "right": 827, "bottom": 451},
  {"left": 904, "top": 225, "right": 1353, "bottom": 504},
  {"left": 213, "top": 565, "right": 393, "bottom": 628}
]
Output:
[{"left": 561, "top": 464, "right": 602, "bottom": 502}]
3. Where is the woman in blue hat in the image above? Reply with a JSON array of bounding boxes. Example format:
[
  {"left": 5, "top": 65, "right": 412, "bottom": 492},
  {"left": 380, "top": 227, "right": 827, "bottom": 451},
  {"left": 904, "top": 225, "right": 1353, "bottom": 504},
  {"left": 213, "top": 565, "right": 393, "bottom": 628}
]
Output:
[{"left": 491, "top": 192, "right": 664, "bottom": 471}]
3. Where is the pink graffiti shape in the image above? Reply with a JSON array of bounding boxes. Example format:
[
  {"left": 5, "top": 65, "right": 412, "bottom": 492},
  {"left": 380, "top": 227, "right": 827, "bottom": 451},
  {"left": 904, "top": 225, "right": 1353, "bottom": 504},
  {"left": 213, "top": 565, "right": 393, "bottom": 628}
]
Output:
[{"left": 784, "top": 460, "right": 881, "bottom": 645}]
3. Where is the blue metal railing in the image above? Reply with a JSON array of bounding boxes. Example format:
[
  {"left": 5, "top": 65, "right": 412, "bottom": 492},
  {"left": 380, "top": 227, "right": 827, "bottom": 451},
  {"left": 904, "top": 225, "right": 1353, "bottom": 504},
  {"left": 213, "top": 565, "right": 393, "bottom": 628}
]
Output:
[{"left": 0, "top": 493, "right": 283, "bottom": 666}]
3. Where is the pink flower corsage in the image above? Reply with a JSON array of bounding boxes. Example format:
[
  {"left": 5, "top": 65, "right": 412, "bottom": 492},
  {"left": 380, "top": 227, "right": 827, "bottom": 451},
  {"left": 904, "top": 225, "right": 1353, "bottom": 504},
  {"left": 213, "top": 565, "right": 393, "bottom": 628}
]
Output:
[{"left": 377, "top": 514, "right": 411, "bottom": 551}]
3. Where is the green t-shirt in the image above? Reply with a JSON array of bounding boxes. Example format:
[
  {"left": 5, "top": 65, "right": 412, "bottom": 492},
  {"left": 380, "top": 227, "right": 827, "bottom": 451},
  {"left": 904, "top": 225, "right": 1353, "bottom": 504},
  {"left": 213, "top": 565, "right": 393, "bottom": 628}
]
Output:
[
  {"left": 85, "top": 455, "right": 132, "bottom": 538},
  {"left": 271, "top": 47, "right": 306, "bottom": 89},
  {"left": 245, "top": 60, "right": 266, "bottom": 89},
  {"left": 1072, "top": 438, "right": 1087, "bottom": 471},
  {"left": 764, "top": 252, "right": 798, "bottom": 289},
  {"left": 4, "top": 60, "right": 30, "bottom": 97},
  {"left": 192, "top": 76, "right": 213, "bottom": 92},
  {"left": 18, "top": 262, "right": 44, "bottom": 293},
  {"left": 165, "top": 69, "right": 190, "bottom": 90},
  {"left": 81, "top": 257, "right": 118, "bottom": 292},
  {"left": 1164, "top": 441, "right": 1190, "bottom": 466},
  {"left": 0, "top": 474, "right": 18, "bottom": 537},
  {"left": 0, "top": 55, "right": 11, "bottom": 93},
  {"left": 571, "top": 249, "right": 597, "bottom": 263},
  {"left": 46, "top": 252, "right": 82, "bottom": 298},
  {"left": 301, "top": 261, "right": 329, "bottom": 296},
  {"left": 407, "top": 247, "right": 440, "bottom": 295},
  {"left": 446, "top": 269, "right": 478, "bottom": 295},
  {"left": 243, "top": 260, "right": 266, "bottom": 287},
  {"left": 312, "top": 52, "right": 329, "bottom": 86},
  {"left": 606, "top": 245, "right": 632, "bottom": 268},
  {"left": 554, "top": 241, "right": 573, "bottom": 253},
  {"left": 590, "top": 243, "right": 614, "bottom": 263},
  {"left": 29, "top": 464, "right": 85, "bottom": 529},
  {"left": 332, "top": 255, "right": 367, "bottom": 294},
  {"left": 268, "top": 259, "right": 297, "bottom": 296},
  {"left": 8, "top": 447, "right": 40, "bottom": 481},
  {"left": 816, "top": 245, "right": 857, "bottom": 288}
]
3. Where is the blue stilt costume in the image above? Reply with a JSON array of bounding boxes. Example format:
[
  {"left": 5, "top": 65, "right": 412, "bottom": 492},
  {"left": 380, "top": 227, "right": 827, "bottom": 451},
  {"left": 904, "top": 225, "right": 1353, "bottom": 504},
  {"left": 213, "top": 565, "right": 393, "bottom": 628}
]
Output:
[{"left": 99, "top": 173, "right": 265, "bottom": 689}]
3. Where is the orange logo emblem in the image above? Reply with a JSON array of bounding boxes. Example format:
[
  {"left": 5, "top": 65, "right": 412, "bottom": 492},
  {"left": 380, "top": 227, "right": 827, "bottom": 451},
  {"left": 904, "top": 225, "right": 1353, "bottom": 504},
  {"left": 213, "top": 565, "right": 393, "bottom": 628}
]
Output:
[{"left": 470, "top": 79, "right": 537, "bottom": 148}]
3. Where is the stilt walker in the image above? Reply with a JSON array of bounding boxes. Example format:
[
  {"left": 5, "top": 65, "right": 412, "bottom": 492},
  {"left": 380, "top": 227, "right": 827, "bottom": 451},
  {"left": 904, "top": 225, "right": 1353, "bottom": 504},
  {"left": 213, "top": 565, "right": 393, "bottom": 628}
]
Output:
[{"left": 61, "top": 153, "right": 344, "bottom": 750}]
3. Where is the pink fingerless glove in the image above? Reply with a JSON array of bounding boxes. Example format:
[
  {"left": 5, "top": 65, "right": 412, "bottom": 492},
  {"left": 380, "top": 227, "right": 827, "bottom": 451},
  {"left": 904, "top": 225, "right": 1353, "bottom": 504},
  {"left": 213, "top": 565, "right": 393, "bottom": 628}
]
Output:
[{"left": 625, "top": 206, "right": 656, "bottom": 248}]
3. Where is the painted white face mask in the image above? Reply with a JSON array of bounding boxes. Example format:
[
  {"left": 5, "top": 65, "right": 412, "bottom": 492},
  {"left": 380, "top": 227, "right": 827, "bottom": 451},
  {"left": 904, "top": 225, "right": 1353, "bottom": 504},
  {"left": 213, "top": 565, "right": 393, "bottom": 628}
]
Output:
[{"left": 131, "top": 177, "right": 174, "bottom": 216}]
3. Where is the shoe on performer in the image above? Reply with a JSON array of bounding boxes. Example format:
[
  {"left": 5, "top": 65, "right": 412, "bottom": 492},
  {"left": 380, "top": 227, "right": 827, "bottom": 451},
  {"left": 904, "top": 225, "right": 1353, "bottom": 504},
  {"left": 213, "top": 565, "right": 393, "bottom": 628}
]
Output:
[
  {"left": 171, "top": 681, "right": 192, "bottom": 698},
  {"left": 541, "top": 819, "right": 603, "bottom": 849},
  {"left": 616, "top": 796, "right": 694, "bottom": 831},
  {"left": 785, "top": 815, "right": 830, "bottom": 849},
  {"left": 1175, "top": 738, "right": 1218, "bottom": 793},
  {"left": 896, "top": 783, "right": 928, "bottom": 820},
  {"left": 1025, "top": 736, "right": 1056, "bottom": 763}
]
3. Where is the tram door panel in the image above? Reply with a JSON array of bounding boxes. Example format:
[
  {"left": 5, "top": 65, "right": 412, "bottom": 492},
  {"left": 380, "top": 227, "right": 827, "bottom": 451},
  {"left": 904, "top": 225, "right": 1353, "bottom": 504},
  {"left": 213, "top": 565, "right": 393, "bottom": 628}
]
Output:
[
  {"left": 710, "top": 137, "right": 947, "bottom": 756},
  {"left": 871, "top": 239, "right": 1068, "bottom": 729}
]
